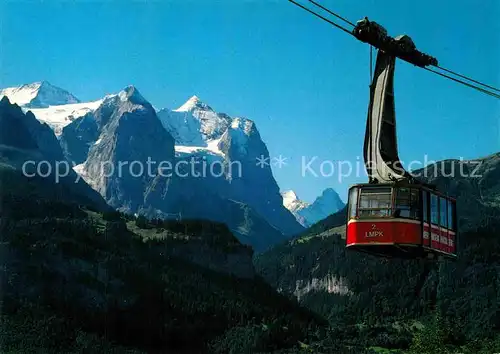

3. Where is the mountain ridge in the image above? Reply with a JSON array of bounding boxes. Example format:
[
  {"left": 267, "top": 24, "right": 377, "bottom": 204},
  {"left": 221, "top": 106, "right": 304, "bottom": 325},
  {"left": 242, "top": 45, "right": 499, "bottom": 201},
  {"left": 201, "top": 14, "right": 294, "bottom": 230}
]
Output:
[{"left": 0, "top": 81, "right": 304, "bottom": 251}]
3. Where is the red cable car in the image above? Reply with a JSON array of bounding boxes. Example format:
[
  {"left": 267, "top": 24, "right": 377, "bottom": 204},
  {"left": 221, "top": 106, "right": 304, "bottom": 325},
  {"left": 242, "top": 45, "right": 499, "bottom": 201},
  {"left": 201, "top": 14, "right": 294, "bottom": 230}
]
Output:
[
  {"left": 346, "top": 20, "right": 457, "bottom": 260},
  {"left": 346, "top": 183, "right": 457, "bottom": 259}
]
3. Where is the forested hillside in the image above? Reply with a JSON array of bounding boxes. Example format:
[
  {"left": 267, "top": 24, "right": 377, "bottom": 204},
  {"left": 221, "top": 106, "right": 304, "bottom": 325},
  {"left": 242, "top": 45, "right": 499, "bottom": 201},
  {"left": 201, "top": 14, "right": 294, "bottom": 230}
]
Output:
[{"left": 0, "top": 180, "right": 326, "bottom": 353}]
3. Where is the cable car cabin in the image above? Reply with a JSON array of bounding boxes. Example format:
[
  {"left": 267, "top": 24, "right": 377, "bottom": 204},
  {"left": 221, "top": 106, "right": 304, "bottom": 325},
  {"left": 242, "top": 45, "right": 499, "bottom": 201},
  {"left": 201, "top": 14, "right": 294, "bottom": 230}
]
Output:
[{"left": 346, "top": 183, "right": 457, "bottom": 260}]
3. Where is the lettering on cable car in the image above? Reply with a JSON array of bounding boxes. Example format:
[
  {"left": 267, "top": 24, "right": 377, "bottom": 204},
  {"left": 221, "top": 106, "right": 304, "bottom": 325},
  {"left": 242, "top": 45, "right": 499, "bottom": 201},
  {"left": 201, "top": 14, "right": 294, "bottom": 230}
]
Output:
[{"left": 365, "top": 224, "right": 384, "bottom": 238}]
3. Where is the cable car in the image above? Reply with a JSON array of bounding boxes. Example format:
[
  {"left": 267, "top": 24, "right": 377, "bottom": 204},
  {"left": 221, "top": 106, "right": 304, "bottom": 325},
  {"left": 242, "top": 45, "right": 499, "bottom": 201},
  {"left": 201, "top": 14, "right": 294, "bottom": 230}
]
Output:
[
  {"left": 345, "top": 20, "right": 457, "bottom": 260},
  {"left": 346, "top": 183, "right": 457, "bottom": 259}
]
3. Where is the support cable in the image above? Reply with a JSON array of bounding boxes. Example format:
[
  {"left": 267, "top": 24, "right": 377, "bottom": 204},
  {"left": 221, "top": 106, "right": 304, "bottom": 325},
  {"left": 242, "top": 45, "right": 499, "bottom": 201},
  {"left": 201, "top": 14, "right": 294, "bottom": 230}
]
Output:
[
  {"left": 287, "top": 0, "right": 354, "bottom": 36},
  {"left": 424, "top": 67, "right": 500, "bottom": 99},
  {"left": 306, "top": 0, "right": 355, "bottom": 27}
]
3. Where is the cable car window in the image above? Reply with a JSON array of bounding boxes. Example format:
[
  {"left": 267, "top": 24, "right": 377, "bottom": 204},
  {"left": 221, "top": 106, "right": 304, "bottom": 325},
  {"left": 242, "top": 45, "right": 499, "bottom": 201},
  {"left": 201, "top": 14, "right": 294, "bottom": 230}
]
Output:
[
  {"left": 394, "top": 187, "right": 420, "bottom": 219},
  {"left": 409, "top": 189, "right": 420, "bottom": 219},
  {"left": 422, "top": 191, "right": 429, "bottom": 222},
  {"left": 440, "top": 197, "right": 447, "bottom": 227},
  {"left": 395, "top": 188, "right": 410, "bottom": 217},
  {"left": 348, "top": 187, "right": 359, "bottom": 218},
  {"left": 448, "top": 200, "right": 456, "bottom": 231},
  {"left": 430, "top": 194, "right": 439, "bottom": 224},
  {"left": 358, "top": 187, "right": 392, "bottom": 218},
  {"left": 446, "top": 200, "right": 453, "bottom": 230}
]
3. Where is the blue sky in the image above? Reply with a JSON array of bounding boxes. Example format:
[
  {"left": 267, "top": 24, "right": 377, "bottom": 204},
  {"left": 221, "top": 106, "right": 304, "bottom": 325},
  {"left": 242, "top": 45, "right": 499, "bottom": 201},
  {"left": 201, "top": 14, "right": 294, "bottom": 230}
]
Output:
[{"left": 1, "top": 0, "right": 499, "bottom": 202}]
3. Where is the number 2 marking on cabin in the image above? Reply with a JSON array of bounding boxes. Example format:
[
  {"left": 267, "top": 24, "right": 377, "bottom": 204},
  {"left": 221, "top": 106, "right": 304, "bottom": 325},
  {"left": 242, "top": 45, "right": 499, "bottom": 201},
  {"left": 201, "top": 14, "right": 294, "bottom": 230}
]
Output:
[{"left": 366, "top": 224, "right": 383, "bottom": 238}]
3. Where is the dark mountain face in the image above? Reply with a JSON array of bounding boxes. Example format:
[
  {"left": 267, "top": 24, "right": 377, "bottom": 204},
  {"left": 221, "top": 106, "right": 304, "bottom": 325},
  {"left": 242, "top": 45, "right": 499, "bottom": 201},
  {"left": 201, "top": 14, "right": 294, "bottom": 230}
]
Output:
[
  {"left": 0, "top": 97, "right": 39, "bottom": 150},
  {"left": 137, "top": 152, "right": 289, "bottom": 252},
  {"left": 0, "top": 97, "right": 109, "bottom": 211},
  {"left": 255, "top": 152, "right": 500, "bottom": 351},
  {"left": 81, "top": 88, "right": 177, "bottom": 212},
  {"left": 218, "top": 118, "right": 304, "bottom": 236},
  {"left": 0, "top": 95, "right": 66, "bottom": 162},
  {"left": 160, "top": 186, "right": 289, "bottom": 252},
  {"left": 59, "top": 113, "right": 99, "bottom": 165}
]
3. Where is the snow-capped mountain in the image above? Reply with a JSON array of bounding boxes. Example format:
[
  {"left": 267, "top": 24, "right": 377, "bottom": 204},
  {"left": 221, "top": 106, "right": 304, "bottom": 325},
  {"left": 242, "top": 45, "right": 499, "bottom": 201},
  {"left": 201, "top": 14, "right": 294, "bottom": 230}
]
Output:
[
  {"left": 281, "top": 190, "right": 310, "bottom": 226},
  {"left": 0, "top": 81, "right": 98, "bottom": 135},
  {"left": 281, "top": 188, "right": 345, "bottom": 227},
  {"left": 156, "top": 95, "right": 232, "bottom": 150},
  {"left": 0, "top": 81, "right": 304, "bottom": 251},
  {"left": 172, "top": 95, "right": 232, "bottom": 141},
  {"left": 160, "top": 94, "right": 303, "bottom": 236},
  {"left": 0, "top": 81, "right": 80, "bottom": 108},
  {"left": 282, "top": 190, "right": 309, "bottom": 212},
  {"left": 160, "top": 95, "right": 304, "bottom": 237}
]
